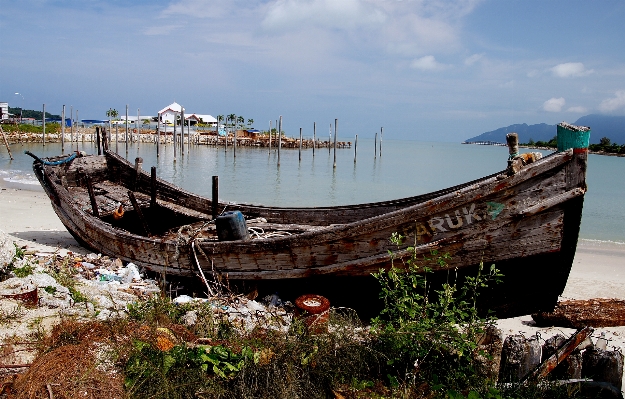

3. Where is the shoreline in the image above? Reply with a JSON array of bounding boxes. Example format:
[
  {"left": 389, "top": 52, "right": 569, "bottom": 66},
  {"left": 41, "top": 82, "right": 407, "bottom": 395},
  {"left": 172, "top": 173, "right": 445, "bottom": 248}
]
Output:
[{"left": 462, "top": 142, "right": 625, "bottom": 157}]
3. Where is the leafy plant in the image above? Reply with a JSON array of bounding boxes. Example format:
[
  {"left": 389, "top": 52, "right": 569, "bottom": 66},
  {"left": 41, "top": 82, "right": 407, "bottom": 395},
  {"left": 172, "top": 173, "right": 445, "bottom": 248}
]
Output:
[
  {"left": 371, "top": 232, "right": 502, "bottom": 395},
  {"left": 12, "top": 263, "right": 34, "bottom": 278}
]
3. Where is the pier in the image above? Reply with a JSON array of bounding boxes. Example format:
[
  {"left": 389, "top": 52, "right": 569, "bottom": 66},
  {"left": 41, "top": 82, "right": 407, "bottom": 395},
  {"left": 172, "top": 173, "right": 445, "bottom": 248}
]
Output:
[{"left": 1, "top": 128, "right": 352, "bottom": 149}]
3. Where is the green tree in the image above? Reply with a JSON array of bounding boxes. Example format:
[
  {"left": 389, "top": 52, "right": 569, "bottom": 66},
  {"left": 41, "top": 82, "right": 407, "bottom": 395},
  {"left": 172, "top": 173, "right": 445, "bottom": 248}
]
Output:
[
  {"left": 599, "top": 136, "right": 611, "bottom": 146},
  {"left": 237, "top": 115, "right": 244, "bottom": 129},
  {"left": 247, "top": 118, "right": 254, "bottom": 127},
  {"left": 216, "top": 115, "right": 223, "bottom": 133},
  {"left": 106, "top": 108, "right": 119, "bottom": 120}
]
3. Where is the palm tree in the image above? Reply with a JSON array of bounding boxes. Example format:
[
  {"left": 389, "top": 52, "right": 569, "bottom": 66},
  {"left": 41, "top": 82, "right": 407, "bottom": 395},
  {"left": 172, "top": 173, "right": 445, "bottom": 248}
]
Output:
[
  {"left": 106, "top": 108, "right": 119, "bottom": 120},
  {"left": 237, "top": 116, "right": 244, "bottom": 129},
  {"left": 228, "top": 114, "right": 236, "bottom": 132},
  {"left": 216, "top": 115, "right": 223, "bottom": 134},
  {"left": 247, "top": 118, "right": 254, "bottom": 128}
]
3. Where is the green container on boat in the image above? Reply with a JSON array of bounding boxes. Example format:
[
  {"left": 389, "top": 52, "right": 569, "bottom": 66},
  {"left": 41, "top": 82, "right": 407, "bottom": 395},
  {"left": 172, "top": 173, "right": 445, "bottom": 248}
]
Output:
[{"left": 557, "top": 122, "right": 591, "bottom": 152}]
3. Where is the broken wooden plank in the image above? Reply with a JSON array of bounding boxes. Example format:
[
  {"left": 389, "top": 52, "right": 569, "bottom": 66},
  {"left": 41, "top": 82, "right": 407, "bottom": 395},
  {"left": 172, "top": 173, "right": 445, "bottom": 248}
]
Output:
[
  {"left": 522, "top": 326, "right": 593, "bottom": 383},
  {"left": 128, "top": 190, "right": 151, "bottom": 237}
]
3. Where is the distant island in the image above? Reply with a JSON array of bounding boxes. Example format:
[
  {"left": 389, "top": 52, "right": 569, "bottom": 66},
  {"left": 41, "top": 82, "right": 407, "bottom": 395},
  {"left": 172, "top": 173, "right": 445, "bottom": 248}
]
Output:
[{"left": 465, "top": 114, "right": 625, "bottom": 146}]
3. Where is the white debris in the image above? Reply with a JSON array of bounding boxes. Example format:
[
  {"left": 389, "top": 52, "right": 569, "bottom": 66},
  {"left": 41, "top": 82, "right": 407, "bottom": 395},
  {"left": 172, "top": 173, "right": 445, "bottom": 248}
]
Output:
[{"left": 120, "top": 263, "right": 141, "bottom": 283}]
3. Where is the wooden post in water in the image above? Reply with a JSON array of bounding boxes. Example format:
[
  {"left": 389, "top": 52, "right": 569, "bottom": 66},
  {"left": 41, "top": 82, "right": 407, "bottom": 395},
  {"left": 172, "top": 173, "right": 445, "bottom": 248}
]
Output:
[
  {"left": 181, "top": 108, "right": 185, "bottom": 156},
  {"left": 173, "top": 113, "right": 177, "bottom": 162},
  {"left": 374, "top": 132, "right": 377, "bottom": 159},
  {"left": 268, "top": 120, "right": 272, "bottom": 153},
  {"left": 212, "top": 176, "right": 219, "bottom": 220},
  {"left": 115, "top": 122, "right": 119, "bottom": 154},
  {"left": 299, "top": 127, "right": 302, "bottom": 161},
  {"left": 137, "top": 108, "right": 141, "bottom": 148},
  {"left": 278, "top": 115, "right": 282, "bottom": 166},
  {"left": 354, "top": 134, "right": 357, "bottom": 163},
  {"left": 102, "top": 127, "right": 108, "bottom": 151},
  {"left": 380, "top": 127, "right": 383, "bottom": 157},
  {"left": 70, "top": 106, "right": 74, "bottom": 148},
  {"left": 233, "top": 122, "right": 237, "bottom": 159},
  {"left": 333, "top": 118, "right": 337, "bottom": 168},
  {"left": 224, "top": 117, "right": 228, "bottom": 153},
  {"left": 61, "top": 105, "right": 65, "bottom": 154},
  {"left": 125, "top": 105, "right": 129, "bottom": 156},
  {"left": 328, "top": 124, "right": 331, "bottom": 154},
  {"left": 151, "top": 166, "right": 157, "bottom": 208},
  {"left": 0, "top": 126, "right": 14, "bottom": 160},
  {"left": 95, "top": 126, "right": 101, "bottom": 155},
  {"left": 108, "top": 111, "right": 112, "bottom": 149},
  {"left": 42, "top": 104, "right": 45, "bottom": 146},
  {"left": 77, "top": 110, "right": 82, "bottom": 149},
  {"left": 156, "top": 113, "right": 160, "bottom": 157},
  {"left": 313, "top": 122, "right": 316, "bottom": 157}
]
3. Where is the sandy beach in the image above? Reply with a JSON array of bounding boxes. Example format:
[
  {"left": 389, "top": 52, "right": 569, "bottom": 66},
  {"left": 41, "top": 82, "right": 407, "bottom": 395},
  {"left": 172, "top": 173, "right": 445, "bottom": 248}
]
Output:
[{"left": 2, "top": 184, "right": 625, "bottom": 385}]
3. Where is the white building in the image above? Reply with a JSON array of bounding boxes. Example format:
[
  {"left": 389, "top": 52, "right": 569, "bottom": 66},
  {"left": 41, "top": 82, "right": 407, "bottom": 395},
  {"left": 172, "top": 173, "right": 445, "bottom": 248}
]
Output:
[
  {"left": 157, "top": 102, "right": 217, "bottom": 126},
  {"left": 0, "top": 102, "right": 8, "bottom": 120}
]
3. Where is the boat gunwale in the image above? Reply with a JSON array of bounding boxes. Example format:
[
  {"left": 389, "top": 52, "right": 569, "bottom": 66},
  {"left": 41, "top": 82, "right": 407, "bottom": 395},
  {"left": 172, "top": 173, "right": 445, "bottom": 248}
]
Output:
[{"left": 38, "top": 148, "right": 573, "bottom": 251}]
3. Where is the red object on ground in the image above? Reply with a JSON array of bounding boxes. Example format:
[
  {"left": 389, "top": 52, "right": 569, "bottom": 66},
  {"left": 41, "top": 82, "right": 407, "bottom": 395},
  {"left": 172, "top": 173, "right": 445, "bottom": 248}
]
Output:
[{"left": 295, "top": 294, "right": 330, "bottom": 333}]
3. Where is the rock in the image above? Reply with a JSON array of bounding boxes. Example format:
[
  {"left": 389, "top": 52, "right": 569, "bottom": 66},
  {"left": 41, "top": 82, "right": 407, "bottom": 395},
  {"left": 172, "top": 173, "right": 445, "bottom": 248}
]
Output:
[
  {"left": 498, "top": 335, "right": 542, "bottom": 383},
  {"left": 0, "top": 229, "right": 16, "bottom": 270},
  {"left": 582, "top": 347, "right": 624, "bottom": 390}
]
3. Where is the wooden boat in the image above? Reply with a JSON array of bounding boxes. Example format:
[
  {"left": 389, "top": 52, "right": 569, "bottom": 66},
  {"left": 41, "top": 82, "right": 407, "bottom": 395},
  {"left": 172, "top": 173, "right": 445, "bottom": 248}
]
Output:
[{"left": 30, "top": 123, "right": 590, "bottom": 317}]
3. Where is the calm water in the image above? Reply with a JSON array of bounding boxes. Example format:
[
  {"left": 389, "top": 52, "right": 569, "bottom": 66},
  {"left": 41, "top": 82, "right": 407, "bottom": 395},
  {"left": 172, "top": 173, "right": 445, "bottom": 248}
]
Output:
[{"left": 1, "top": 139, "right": 623, "bottom": 243}]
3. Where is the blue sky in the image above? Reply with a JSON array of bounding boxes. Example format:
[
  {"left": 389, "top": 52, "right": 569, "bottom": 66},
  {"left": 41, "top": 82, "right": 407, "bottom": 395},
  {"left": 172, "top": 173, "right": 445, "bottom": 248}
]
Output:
[{"left": 1, "top": 0, "right": 625, "bottom": 141}]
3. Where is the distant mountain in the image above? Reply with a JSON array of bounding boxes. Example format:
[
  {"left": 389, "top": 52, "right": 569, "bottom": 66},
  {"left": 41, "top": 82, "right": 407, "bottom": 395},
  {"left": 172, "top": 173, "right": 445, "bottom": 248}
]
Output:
[{"left": 466, "top": 114, "right": 625, "bottom": 145}]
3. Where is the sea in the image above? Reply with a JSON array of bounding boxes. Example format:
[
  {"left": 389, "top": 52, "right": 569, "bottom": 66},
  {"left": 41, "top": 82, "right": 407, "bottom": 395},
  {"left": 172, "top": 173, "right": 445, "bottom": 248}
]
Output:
[{"left": 1, "top": 138, "right": 623, "bottom": 244}]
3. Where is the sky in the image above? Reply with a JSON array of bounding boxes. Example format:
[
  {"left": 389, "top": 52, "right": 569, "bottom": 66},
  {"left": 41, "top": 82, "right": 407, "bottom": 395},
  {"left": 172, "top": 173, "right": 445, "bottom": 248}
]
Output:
[{"left": 1, "top": 0, "right": 625, "bottom": 142}]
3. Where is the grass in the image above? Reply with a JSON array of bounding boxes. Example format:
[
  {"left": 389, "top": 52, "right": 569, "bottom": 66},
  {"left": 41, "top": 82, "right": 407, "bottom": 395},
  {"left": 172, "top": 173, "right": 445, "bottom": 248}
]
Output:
[{"left": 2, "top": 244, "right": 582, "bottom": 398}]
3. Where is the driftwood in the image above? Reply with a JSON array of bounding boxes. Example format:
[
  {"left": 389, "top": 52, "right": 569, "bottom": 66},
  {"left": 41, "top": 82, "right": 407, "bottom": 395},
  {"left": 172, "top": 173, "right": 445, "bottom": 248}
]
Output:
[
  {"left": 533, "top": 299, "right": 625, "bottom": 328},
  {"left": 522, "top": 327, "right": 592, "bottom": 383}
]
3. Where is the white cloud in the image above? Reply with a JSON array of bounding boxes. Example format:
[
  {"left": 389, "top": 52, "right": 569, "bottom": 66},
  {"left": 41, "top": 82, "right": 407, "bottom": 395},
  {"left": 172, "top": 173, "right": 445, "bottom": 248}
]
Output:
[
  {"left": 144, "top": 25, "right": 182, "bottom": 36},
  {"left": 411, "top": 55, "right": 446, "bottom": 71},
  {"left": 262, "top": 0, "right": 386, "bottom": 31},
  {"left": 464, "top": 53, "right": 484, "bottom": 66},
  {"left": 498, "top": 80, "right": 514, "bottom": 88},
  {"left": 543, "top": 97, "right": 565, "bottom": 112},
  {"left": 598, "top": 90, "right": 625, "bottom": 112},
  {"left": 566, "top": 106, "right": 587, "bottom": 113},
  {"left": 161, "top": 0, "right": 235, "bottom": 19},
  {"left": 550, "top": 62, "right": 594, "bottom": 78}
]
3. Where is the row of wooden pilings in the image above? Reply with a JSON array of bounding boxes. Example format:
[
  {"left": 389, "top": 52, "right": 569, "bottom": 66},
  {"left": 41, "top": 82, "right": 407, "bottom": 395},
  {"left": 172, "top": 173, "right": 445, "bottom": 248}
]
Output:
[{"left": 82, "top": 119, "right": 385, "bottom": 167}]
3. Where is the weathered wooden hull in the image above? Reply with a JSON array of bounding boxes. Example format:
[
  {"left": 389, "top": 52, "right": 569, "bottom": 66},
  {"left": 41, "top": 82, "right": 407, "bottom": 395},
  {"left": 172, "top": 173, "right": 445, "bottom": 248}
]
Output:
[{"left": 32, "top": 126, "right": 588, "bottom": 317}]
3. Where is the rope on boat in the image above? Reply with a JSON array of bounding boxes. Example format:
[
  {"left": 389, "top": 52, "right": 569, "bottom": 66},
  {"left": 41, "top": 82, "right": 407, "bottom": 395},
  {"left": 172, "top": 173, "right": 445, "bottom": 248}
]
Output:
[
  {"left": 192, "top": 239, "right": 231, "bottom": 295},
  {"left": 248, "top": 226, "right": 293, "bottom": 240},
  {"left": 24, "top": 150, "right": 78, "bottom": 165},
  {"left": 173, "top": 221, "right": 210, "bottom": 260},
  {"left": 191, "top": 241, "right": 215, "bottom": 297}
]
